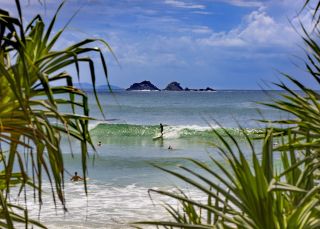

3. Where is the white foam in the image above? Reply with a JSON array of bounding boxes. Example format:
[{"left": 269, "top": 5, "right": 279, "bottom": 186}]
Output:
[
  {"left": 12, "top": 182, "right": 206, "bottom": 228},
  {"left": 162, "top": 124, "right": 218, "bottom": 139},
  {"left": 88, "top": 121, "right": 108, "bottom": 130}
]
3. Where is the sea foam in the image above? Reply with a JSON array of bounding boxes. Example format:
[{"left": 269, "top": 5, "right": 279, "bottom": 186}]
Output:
[{"left": 13, "top": 181, "right": 205, "bottom": 228}]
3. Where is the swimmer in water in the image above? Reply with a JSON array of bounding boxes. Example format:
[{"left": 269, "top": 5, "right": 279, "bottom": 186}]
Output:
[{"left": 70, "top": 172, "right": 83, "bottom": 182}]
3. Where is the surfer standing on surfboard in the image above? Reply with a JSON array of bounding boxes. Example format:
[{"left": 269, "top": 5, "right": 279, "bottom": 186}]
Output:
[{"left": 160, "top": 123, "right": 164, "bottom": 137}]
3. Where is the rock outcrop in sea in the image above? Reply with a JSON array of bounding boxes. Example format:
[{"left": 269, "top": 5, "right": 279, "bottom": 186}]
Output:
[
  {"left": 126, "top": 80, "right": 160, "bottom": 91},
  {"left": 185, "top": 87, "right": 215, "bottom": 91},
  {"left": 202, "top": 87, "right": 215, "bottom": 91},
  {"left": 164, "top": 81, "right": 184, "bottom": 91}
]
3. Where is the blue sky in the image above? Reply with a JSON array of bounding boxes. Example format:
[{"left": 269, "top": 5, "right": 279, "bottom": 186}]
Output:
[{"left": 3, "top": 0, "right": 315, "bottom": 89}]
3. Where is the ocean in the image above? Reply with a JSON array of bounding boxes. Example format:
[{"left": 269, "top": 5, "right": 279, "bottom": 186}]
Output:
[{"left": 20, "top": 90, "right": 289, "bottom": 228}]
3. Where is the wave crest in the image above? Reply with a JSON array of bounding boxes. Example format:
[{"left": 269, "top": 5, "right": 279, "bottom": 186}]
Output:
[{"left": 90, "top": 123, "right": 261, "bottom": 139}]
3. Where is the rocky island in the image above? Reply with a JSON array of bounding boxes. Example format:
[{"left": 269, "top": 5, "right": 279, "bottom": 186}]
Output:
[
  {"left": 164, "top": 82, "right": 184, "bottom": 91},
  {"left": 165, "top": 81, "right": 216, "bottom": 92},
  {"left": 126, "top": 80, "right": 215, "bottom": 92},
  {"left": 126, "top": 80, "right": 160, "bottom": 91}
]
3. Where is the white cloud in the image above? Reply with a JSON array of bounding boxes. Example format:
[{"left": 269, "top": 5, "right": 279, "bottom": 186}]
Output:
[
  {"left": 229, "top": 0, "right": 264, "bottom": 7},
  {"left": 290, "top": 7, "right": 315, "bottom": 33},
  {"left": 191, "top": 26, "right": 213, "bottom": 34},
  {"left": 239, "top": 10, "right": 297, "bottom": 45},
  {"left": 217, "top": 0, "right": 265, "bottom": 8},
  {"left": 192, "top": 11, "right": 212, "bottom": 15},
  {"left": 198, "top": 34, "right": 245, "bottom": 47},
  {"left": 164, "top": 0, "right": 206, "bottom": 9},
  {"left": 197, "top": 9, "right": 298, "bottom": 47},
  {"left": 98, "top": 32, "right": 190, "bottom": 67}
]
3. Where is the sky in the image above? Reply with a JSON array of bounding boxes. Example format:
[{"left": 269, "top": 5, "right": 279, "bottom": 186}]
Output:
[{"left": 1, "top": 0, "right": 316, "bottom": 89}]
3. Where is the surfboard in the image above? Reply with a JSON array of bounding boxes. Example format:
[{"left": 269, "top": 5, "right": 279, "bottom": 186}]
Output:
[{"left": 152, "top": 134, "right": 163, "bottom": 140}]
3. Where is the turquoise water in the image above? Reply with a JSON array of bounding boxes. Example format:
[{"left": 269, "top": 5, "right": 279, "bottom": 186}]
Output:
[{"left": 23, "top": 90, "right": 288, "bottom": 228}]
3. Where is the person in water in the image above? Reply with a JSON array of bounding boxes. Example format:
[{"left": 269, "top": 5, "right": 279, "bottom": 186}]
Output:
[
  {"left": 71, "top": 172, "right": 83, "bottom": 181},
  {"left": 160, "top": 123, "right": 164, "bottom": 136},
  {"left": 168, "top": 145, "right": 173, "bottom": 150},
  {"left": 98, "top": 141, "right": 102, "bottom": 147}
]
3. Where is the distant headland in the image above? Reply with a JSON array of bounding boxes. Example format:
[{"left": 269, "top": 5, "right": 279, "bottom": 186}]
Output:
[
  {"left": 126, "top": 81, "right": 215, "bottom": 92},
  {"left": 74, "top": 83, "right": 123, "bottom": 91}
]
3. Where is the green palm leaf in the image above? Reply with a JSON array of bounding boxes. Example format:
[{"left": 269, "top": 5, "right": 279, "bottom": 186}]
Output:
[{"left": 0, "top": 0, "right": 112, "bottom": 227}]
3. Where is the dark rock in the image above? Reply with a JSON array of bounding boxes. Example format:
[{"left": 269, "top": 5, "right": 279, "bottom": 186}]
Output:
[
  {"left": 126, "top": 81, "right": 160, "bottom": 91},
  {"left": 185, "top": 87, "right": 197, "bottom": 91},
  {"left": 184, "top": 87, "right": 215, "bottom": 92},
  {"left": 205, "top": 87, "right": 215, "bottom": 91},
  {"left": 164, "top": 81, "right": 184, "bottom": 91}
]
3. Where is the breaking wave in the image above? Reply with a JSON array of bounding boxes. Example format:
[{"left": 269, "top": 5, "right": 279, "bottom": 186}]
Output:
[{"left": 90, "top": 123, "right": 261, "bottom": 139}]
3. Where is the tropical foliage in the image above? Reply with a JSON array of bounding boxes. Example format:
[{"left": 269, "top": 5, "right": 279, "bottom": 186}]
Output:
[
  {"left": 0, "top": 0, "right": 110, "bottom": 227},
  {"left": 136, "top": 1, "right": 320, "bottom": 228}
]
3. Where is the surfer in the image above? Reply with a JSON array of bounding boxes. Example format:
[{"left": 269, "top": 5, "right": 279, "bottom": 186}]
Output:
[
  {"left": 71, "top": 172, "right": 83, "bottom": 182},
  {"left": 160, "top": 123, "right": 164, "bottom": 137},
  {"left": 153, "top": 123, "right": 164, "bottom": 141},
  {"left": 168, "top": 145, "right": 173, "bottom": 150}
]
